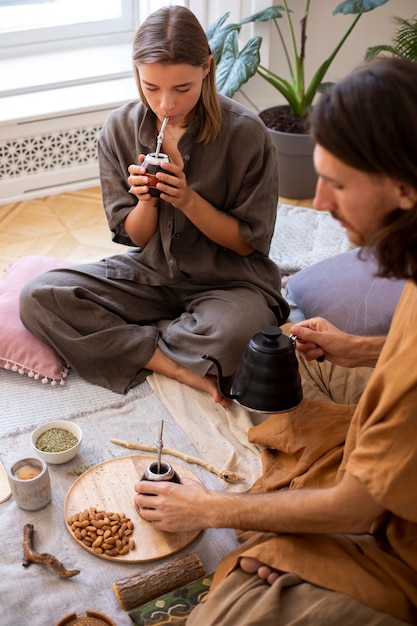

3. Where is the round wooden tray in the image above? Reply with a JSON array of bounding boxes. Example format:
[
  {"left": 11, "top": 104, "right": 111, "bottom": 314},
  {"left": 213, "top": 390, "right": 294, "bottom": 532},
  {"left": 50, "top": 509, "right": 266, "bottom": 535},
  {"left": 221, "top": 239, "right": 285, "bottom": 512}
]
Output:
[{"left": 64, "top": 455, "right": 201, "bottom": 563}]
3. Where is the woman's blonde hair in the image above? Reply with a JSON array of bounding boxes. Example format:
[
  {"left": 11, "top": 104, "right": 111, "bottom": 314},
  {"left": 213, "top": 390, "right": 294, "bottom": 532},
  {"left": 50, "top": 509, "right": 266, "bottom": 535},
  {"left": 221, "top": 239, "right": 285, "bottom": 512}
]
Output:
[{"left": 132, "top": 6, "right": 221, "bottom": 144}]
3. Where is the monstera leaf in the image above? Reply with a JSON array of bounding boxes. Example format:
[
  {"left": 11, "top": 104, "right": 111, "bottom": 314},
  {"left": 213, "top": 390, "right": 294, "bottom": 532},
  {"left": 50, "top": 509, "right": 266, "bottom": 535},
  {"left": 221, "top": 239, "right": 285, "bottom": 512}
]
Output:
[
  {"left": 333, "top": 0, "right": 390, "bottom": 14},
  {"left": 240, "top": 5, "right": 287, "bottom": 25},
  {"left": 206, "top": 13, "right": 240, "bottom": 65},
  {"left": 206, "top": 13, "right": 262, "bottom": 98},
  {"left": 215, "top": 31, "right": 262, "bottom": 98}
]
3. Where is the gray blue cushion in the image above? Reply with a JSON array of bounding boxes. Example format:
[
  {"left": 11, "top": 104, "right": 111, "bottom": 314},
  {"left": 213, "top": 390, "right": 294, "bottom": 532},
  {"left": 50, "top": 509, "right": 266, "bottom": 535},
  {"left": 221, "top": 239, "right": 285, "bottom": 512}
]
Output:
[{"left": 286, "top": 248, "right": 406, "bottom": 336}]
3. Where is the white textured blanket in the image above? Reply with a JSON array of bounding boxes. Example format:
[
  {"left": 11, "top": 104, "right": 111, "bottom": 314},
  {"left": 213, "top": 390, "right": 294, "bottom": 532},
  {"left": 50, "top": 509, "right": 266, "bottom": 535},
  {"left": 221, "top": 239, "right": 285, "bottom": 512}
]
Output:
[{"left": 272, "top": 204, "right": 353, "bottom": 275}]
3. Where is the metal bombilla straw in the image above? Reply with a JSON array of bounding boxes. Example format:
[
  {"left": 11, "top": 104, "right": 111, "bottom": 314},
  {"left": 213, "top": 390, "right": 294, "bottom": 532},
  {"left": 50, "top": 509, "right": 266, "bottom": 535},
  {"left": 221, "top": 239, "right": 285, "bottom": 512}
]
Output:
[
  {"left": 155, "top": 117, "right": 169, "bottom": 158},
  {"left": 156, "top": 419, "right": 164, "bottom": 474},
  {"left": 139, "top": 417, "right": 180, "bottom": 485},
  {"left": 153, "top": 418, "right": 180, "bottom": 482}
]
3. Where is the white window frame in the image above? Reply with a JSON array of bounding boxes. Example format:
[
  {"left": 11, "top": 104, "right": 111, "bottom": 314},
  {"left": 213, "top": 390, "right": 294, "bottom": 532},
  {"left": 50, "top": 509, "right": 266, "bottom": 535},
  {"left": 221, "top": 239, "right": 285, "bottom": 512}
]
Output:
[
  {"left": 0, "top": 0, "right": 198, "bottom": 97},
  {"left": 0, "top": 0, "right": 137, "bottom": 54},
  {"left": 0, "top": 1, "right": 269, "bottom": 107}
]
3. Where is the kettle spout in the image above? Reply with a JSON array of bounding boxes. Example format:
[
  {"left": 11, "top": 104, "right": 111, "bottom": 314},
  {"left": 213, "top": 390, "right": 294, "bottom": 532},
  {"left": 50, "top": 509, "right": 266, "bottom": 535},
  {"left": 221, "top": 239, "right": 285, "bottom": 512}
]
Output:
[{"left": 202, "top": 354, "right": 237, "bottom": 401}]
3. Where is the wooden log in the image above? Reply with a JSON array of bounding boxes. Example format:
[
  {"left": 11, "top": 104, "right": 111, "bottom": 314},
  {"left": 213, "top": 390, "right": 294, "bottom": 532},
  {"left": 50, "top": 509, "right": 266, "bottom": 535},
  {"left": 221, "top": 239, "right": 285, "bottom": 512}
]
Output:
[{"left": 113, "top": 552, "right": 205, "bottom": 610}]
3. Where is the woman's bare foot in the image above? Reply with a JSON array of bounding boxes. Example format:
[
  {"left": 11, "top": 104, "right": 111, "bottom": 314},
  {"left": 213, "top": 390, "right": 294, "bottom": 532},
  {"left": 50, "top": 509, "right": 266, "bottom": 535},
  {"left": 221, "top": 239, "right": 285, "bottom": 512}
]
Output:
[
  {"left": 240, "top": 557, "right": 280, "bottom": 585},
  {"left": 198, "top": 374, "right": 230, "bottom": 406},
  {"left": 145, "top": 348, "right": 230, "bottom": 406}
]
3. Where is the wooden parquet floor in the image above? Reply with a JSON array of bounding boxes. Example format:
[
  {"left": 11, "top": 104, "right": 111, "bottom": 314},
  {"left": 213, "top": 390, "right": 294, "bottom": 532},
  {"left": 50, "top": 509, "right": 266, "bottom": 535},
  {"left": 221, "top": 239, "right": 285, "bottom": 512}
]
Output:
[
  {"left": 0, "top": 187, "right": 313, "bottom": 274},
  {"left": 0, "top": 187, "right": 126, "bottom": 273}
]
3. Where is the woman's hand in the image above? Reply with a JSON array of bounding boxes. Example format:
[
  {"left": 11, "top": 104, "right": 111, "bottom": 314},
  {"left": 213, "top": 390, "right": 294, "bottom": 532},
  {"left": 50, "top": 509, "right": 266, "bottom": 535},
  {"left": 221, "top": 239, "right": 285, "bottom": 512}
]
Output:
[
  {"left": 134, "top": 477, "right": 213, "bottom": 533},
  {"left": 155, "top": 159, "right": 193, "bottom": 209},
  {"left": 124, "top": 154, "right": 160, "bottom": 246},
  {"left": 127, "top": 154, "right": 155, "bottom": 201},
  {"left": 291, "top": 317, "right": 385, "bottom": 368},
  {"left": 127, "top": 158, "right": 191, "bottom": 208}
]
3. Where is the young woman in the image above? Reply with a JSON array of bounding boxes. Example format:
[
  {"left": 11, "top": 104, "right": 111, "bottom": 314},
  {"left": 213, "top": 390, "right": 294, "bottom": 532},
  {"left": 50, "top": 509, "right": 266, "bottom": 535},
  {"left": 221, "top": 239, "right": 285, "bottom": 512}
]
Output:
[{"left": 20, "top": 6, "right": 289, "bottom": 399}]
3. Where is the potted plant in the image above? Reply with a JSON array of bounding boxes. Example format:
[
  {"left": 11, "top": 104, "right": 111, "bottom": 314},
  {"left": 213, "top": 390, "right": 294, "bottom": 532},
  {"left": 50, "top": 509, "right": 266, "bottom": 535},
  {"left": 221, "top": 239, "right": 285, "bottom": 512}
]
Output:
[
  {"left": 365, "top": 15, "right": 417, "bottom": 61},
  {"left": 208, "top": 0, "right": 391, "bottom": 198}
]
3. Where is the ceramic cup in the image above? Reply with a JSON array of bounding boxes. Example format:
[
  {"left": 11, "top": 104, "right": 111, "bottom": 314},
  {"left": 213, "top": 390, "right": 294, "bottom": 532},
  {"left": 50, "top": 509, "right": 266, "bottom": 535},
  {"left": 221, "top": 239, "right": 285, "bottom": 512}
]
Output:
[{"left": 7, "top": 457, "right": 51, "bottom": 510}]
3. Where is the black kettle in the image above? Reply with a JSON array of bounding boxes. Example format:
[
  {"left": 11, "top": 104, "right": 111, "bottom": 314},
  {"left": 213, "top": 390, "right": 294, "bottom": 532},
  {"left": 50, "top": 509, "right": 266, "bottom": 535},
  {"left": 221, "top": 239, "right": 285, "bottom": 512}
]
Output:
[{"left": 203, "top": 326, "right": 303, "bottom": 413}]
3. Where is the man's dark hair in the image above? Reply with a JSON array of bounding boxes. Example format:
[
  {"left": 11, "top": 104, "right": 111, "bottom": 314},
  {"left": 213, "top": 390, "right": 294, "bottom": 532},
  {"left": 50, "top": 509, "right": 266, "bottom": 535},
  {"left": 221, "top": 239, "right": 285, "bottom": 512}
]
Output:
[{"left": 310, "top": 57, "right": 417, "bottom": 283}]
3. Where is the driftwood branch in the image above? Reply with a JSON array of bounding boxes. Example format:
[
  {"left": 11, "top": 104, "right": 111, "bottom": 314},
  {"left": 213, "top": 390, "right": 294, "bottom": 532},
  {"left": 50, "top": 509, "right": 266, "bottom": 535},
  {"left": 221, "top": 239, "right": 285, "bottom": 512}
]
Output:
[
  {"left": 23, "top": 524, "right": 80, "bottom": 578},
  {"left": 110, "top": 439, "right": 244, "bottom": 483}
]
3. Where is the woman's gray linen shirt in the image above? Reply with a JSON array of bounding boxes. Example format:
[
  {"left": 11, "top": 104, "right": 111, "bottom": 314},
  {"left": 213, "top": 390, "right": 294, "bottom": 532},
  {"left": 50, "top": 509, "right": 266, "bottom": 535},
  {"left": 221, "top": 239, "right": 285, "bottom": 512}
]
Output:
[{"left": 97, "top": 95, "right": 289, "bottom": 321}]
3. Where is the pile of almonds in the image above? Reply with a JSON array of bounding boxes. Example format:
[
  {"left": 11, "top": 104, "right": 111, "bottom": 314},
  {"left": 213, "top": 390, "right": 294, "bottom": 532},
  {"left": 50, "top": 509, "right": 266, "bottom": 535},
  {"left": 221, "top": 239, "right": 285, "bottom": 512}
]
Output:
[{"left": 67, "top": 507, "right": 135, "bottom": 557}]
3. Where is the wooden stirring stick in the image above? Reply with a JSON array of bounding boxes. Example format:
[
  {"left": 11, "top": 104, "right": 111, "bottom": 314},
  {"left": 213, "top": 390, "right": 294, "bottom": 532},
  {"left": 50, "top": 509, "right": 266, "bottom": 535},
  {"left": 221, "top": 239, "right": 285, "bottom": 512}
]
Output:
[{"left": 110, "top": 439, "right": 244, "bottom": 483}]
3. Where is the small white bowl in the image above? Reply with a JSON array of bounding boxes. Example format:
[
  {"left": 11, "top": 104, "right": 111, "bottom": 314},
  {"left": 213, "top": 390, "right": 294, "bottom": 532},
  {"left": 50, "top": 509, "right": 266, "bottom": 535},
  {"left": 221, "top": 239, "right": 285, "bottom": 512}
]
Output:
[{"left": 31, "top": 420, "right": 82, "bottom": 465}]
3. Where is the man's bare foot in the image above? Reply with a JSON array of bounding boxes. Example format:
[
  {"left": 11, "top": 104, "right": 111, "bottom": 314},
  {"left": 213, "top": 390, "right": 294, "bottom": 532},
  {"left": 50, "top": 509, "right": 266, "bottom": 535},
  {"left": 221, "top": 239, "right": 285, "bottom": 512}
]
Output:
[
  {"left": 240, "top": 557, "right": 280, "bottom": 585},
  {"left": 145, "top": 348, "right": 230, "bottom": 406}
]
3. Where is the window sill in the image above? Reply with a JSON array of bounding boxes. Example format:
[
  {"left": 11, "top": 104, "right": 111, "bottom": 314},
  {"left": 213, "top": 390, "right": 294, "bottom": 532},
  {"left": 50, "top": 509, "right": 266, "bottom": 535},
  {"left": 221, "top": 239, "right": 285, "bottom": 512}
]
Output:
[{"left": 0, "top": 43, "right": 138, "bottom": 203}]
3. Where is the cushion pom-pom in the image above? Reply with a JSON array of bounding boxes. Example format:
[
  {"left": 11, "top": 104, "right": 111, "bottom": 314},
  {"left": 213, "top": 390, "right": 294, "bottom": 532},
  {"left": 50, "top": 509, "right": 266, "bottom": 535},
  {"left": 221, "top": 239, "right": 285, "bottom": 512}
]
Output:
[{"left": 0, "top": 361, "right": 68, "bottom": 384}]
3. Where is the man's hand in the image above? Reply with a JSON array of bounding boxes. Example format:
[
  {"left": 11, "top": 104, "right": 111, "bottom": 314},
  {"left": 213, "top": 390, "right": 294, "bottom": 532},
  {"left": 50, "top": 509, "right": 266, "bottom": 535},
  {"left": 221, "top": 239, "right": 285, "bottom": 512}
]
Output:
[
  {"left": 291, "top": 317, "right": 385, "bottom": 368},
  {"left": 134, "top": 477, "right": 213, "bottom": 533}
]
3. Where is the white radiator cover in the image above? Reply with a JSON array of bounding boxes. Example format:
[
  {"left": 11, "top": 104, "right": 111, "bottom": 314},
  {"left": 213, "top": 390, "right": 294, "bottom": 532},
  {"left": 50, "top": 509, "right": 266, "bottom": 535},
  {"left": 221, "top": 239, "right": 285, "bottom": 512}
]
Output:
[{"left": 0, "top": 115, "right": 105, "bottom": 204}]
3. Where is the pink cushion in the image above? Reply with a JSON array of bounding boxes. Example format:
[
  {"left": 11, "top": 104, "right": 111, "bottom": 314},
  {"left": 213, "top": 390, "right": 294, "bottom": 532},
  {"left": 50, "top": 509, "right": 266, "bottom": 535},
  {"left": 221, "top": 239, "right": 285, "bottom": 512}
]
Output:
[{"left": 0, "top": 256, "right": 73, "bottom": 386}]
